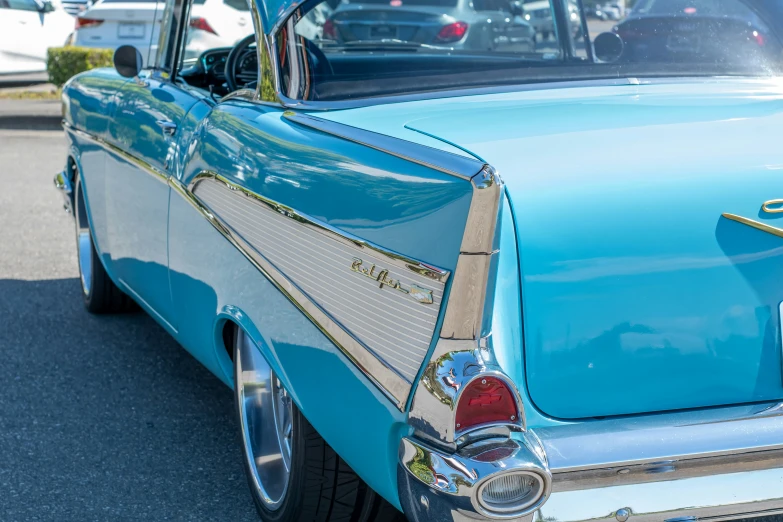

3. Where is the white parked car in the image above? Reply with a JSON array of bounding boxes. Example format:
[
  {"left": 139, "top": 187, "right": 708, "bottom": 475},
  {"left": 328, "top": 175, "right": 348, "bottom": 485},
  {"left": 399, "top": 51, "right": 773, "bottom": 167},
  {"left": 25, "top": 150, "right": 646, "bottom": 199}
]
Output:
[
  {"left": 183, "top": 0, "right": 253, "bottom": 59},
  {"left": 62, "top": 0, "right": 93, "bottom": 15},
  {"left": 72, "top": 0, "right": 165, "bottom": 66},
  {"left": 73, "top": 0, "right": 253, "bottom": 67},
  {"left": 0, "top": 0, "right": 74, "bottom": 75}
]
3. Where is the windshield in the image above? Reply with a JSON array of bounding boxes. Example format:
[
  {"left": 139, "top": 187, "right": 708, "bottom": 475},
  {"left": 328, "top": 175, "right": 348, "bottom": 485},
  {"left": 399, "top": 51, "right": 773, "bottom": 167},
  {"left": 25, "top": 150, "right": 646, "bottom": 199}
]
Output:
[{"left": 277, "top": 0, "right": 783, "bottom": 102}]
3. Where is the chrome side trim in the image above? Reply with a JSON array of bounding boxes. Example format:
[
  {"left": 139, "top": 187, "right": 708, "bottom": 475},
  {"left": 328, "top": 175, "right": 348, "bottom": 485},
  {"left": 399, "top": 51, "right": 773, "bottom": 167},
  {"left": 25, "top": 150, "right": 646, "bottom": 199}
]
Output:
[
  {"left": 722, "top": 212, "right": 783, "bottom": 239},
  {"left": 282, "top": 112, "right": 483, "bottom": 180},
  {"left": 63, "top": 121, "right": 168, "bottom": 184},
  {"left": 173, "top": 173, "right": 452, "bottom": 409},
  {"left": 410, "top": 166, "right": 518, "bottom": 447}
]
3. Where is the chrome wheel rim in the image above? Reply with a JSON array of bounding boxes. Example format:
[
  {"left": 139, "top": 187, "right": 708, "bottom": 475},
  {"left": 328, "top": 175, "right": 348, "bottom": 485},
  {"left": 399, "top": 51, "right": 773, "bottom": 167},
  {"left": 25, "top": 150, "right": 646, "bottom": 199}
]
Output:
[
  {"left": 74, "top": 182, "right": 92, "bottom": 296},
  {"left": 236, "top": 329, "right": 293, "bottom": 510}
]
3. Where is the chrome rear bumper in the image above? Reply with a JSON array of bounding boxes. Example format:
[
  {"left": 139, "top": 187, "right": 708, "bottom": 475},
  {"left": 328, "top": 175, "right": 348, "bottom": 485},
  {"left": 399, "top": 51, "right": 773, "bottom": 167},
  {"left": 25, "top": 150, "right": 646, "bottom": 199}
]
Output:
[{"left": 399, "top": 402, "right": 783, "bottom": 522}]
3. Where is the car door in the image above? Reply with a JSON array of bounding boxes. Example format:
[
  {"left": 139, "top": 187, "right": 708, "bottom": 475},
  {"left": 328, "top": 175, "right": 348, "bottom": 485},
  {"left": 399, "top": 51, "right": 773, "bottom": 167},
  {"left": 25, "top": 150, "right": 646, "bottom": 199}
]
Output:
[
  {"left": 0, "top": 0, "right": 47, "bottom": 72},
  {"left": 105, "top": 69, "right": 201, "bottom": 329}
]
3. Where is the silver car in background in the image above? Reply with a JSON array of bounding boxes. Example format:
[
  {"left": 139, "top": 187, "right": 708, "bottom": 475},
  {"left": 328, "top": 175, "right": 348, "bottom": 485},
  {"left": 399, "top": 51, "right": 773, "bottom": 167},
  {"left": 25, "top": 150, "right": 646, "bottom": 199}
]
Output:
[{"left": 321, "top": 0, "right": 535, "bottom": 52}]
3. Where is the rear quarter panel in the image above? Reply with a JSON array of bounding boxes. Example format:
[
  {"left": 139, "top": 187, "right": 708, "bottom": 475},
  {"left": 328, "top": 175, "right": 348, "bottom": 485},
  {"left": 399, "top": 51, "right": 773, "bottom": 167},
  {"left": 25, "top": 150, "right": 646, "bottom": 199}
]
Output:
[{"left": 168, "top": 100, "right": 476, "bottom": 505}]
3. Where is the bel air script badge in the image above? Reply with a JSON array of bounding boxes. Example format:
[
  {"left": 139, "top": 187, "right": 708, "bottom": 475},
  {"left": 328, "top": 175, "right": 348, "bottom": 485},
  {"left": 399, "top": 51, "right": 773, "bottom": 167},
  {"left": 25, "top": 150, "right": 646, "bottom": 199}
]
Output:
[{"left": 350, "top": 257, "right": 434, "bottom": 305}]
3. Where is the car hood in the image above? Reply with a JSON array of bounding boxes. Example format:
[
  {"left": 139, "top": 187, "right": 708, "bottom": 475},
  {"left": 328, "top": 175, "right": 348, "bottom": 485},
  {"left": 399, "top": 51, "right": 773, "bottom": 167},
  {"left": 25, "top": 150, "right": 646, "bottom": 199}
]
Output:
[{"left": 316, "top": 78, "right": 783, "bottom": 419}]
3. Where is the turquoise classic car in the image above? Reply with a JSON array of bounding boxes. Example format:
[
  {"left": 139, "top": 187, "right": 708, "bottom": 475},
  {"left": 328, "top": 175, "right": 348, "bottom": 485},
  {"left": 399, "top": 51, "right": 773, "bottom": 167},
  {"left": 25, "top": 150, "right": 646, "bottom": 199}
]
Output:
[{"left": 54, "top": 0, "right": 783, "bottom": 520}]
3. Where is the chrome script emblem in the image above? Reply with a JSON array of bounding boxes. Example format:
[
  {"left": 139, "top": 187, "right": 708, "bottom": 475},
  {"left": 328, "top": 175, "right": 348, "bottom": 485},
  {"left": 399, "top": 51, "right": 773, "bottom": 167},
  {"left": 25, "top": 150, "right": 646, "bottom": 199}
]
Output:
[{"left": 350, "top": 257, "right": 434, "bottom": 305}]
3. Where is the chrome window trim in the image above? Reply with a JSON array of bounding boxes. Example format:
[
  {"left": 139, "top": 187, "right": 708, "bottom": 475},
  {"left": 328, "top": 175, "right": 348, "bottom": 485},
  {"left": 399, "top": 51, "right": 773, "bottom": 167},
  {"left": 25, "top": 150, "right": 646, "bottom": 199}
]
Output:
[{"left": 173, "top": 172, "right": 453, "bottom": 410}]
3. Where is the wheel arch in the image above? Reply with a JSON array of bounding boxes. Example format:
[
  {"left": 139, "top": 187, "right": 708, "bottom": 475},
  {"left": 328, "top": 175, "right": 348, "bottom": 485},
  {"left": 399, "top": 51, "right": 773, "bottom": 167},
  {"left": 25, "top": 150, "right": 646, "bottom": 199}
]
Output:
[{"left": 213, "top": 306, "right": 291, "bottom": 397}]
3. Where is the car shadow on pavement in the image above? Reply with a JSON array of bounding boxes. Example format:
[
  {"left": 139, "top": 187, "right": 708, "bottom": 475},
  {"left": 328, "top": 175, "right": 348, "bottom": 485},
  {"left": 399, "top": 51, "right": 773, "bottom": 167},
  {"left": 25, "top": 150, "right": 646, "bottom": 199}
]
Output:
[{"left": 0, "top": 277, "right": 259, "bottom": 521}]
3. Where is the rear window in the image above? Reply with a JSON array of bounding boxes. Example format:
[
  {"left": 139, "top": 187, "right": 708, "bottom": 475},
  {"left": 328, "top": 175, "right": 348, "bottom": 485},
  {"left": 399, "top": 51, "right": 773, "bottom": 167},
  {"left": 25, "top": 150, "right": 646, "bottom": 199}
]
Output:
[{"left": 281, "top": 0, "right": 783, "bottom": 103}]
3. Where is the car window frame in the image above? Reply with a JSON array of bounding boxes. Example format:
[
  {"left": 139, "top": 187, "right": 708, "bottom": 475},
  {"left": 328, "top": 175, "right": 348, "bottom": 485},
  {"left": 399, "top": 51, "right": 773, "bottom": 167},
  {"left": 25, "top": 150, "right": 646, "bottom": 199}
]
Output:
[{"left": 152, "top": 0, "right": 191, "bottom": 75}]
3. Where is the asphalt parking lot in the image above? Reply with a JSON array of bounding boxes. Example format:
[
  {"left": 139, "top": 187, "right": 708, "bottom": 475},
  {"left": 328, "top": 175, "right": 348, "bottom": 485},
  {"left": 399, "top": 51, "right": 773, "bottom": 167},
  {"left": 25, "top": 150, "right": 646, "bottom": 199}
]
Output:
[{"left": 0, "top": 128, "right": 258, "bottom": 521}]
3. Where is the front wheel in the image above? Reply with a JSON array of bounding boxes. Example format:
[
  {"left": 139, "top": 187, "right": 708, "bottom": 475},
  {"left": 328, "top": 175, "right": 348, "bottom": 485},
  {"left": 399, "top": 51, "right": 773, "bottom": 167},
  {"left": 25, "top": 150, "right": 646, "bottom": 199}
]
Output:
[
  {"left": 233, "top": 328, "right": 405, "bottom": 522},
  {"left": 74, "top": 174, "right": 134, "bottom": 314}
]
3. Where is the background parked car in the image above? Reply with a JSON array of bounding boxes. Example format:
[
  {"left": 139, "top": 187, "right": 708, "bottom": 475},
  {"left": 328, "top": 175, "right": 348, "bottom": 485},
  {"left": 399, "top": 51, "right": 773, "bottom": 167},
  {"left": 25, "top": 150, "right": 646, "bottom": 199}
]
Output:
[
  {"left": 182, "top": 0, "right": 253, "bottom": 59},
  {"left": 0, "top": 0, "right": 74, "bottom": 75},
  {"left": 610, "top": 0, "right": 779, "bottom": 64},
  {"left": 62, "top": 0, "right": 93, "bottom": 15},
  {"left": 72, "top": 0, "right": 253, "bottom": 64},
  {"left": 72, "top": 0, "right": 165, "bottom": 65},
  {"left": 321, "top": 0, "right": 535, "bottom": 52}
]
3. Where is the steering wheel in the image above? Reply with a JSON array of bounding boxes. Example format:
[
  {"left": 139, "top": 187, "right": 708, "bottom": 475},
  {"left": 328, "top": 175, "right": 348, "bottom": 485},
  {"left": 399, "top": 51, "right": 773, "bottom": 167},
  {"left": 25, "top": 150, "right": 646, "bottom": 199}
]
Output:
[
  {"left": 225, "top": 34, "right": 257, "bottom": 93},
  {"left": 225, "top": 33, "right": 333, "bottom": 93}
]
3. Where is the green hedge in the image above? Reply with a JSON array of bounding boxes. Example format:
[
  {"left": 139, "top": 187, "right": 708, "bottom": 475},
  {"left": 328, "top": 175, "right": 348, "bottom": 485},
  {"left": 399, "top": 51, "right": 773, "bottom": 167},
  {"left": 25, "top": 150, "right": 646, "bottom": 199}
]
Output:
[{"left": 47, "top": 47, "right": 114, "bottom": 87}]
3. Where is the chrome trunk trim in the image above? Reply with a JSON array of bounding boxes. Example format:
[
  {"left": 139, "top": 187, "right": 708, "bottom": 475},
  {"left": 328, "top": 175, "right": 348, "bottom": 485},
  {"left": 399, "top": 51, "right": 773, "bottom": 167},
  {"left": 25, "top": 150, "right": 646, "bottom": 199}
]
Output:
[{"left": 533, "top": 401, "right": 783, "bottom": 477}]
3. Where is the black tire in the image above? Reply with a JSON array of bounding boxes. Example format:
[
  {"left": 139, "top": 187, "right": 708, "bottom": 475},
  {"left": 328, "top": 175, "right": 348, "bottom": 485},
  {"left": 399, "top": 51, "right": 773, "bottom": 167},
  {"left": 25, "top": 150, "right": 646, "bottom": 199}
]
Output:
[
  {"left": 233, "top": 330, "right": 406, "bottom": 522},
  {"left": 74, "top": 174, "right": 135, "bottom": 314}
]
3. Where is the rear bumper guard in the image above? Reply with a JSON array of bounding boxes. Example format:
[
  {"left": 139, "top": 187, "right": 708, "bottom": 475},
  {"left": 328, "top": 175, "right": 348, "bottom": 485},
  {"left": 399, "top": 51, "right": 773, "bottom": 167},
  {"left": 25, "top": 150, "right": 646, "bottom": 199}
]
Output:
[{"left": 399, "top": 402, "right": 783, "bottom": 522}]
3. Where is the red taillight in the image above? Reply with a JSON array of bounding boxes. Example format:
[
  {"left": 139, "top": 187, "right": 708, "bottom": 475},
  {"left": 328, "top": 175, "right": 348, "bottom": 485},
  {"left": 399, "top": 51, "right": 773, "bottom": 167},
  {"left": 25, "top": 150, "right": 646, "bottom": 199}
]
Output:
[
  {"left": 75, "top": 17, "right": 103, "bottom": 30},
  {"left": 455, "top": 376, "right": 518, "bottom": 432},
  {"left": 190, "top": 16, "right": 217, "bottom": 35},
  {"left": 323, "top": 19, "right": 337, "bottom": 40},
  {"left": 436, "top": 21, "right": 468, "bottom": 43}
]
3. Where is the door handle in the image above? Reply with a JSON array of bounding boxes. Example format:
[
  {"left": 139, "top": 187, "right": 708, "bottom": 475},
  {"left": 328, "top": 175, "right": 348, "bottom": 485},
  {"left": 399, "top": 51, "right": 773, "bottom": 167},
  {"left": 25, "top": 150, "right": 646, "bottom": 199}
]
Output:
[{"left": 156, "top": 120, "right": 177, "bottom": 136}]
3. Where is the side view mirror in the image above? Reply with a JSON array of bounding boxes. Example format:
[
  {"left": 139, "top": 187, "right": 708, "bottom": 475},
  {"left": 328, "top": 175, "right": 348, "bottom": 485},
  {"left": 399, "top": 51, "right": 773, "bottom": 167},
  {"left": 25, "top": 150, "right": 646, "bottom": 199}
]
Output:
[
  {"left": 594, "top": 32, "right": 624, "bottom": 62},
  {"left": 113, "top": 45, "right": 143, "bottom": 78},
  {"left": 509, "top": 0, "right": 524, "bottom": 16}
]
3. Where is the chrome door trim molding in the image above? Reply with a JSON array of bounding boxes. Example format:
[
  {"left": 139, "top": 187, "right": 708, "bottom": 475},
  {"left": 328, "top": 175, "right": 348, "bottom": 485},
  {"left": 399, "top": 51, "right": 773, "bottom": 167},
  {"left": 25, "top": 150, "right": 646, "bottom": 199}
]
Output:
[
  {"left": 171, "top": 172, "right": 452, "bottom": 410},
  {"left": 282, "top": 112, "right": 483, "bottom": 180},
  {"left": 63, "top": 121, "right": 169, "bottom": 184}
]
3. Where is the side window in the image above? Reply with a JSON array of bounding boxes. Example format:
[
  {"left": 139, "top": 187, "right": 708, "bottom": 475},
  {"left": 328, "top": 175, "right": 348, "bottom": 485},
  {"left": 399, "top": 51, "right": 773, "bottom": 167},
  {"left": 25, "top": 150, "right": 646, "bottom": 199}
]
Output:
[
  {"left": 223, "top": 0, "right": 249, "bottom": 12},
  {"left": 6, "top": 0, "right": 40, "bottom": 11}
]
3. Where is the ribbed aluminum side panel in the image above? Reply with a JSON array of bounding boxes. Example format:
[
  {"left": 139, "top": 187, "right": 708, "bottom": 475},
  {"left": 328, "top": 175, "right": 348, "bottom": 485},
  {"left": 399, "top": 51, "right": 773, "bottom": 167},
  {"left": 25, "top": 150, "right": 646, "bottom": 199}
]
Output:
[{"left": 193, "top": 178, "right": 445, "bottom": 382}]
